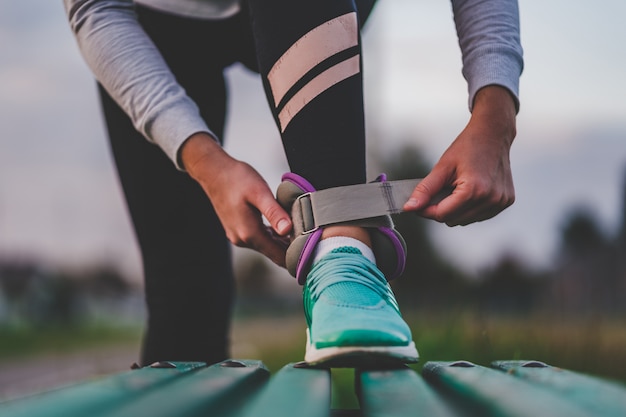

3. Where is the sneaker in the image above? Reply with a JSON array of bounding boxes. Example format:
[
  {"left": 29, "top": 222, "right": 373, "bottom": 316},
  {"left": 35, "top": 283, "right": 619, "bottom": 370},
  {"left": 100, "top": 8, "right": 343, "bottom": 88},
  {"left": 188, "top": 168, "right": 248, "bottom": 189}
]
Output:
[{"left": 303, "top": 246, "right": 418, "bottom": 367}]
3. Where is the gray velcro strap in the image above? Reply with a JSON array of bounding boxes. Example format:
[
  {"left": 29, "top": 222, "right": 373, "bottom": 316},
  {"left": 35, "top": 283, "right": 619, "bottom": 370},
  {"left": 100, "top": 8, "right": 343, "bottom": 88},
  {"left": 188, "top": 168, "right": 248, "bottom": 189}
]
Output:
[{"left": 295, "top": 178, "right": 422, "bottom": 233}]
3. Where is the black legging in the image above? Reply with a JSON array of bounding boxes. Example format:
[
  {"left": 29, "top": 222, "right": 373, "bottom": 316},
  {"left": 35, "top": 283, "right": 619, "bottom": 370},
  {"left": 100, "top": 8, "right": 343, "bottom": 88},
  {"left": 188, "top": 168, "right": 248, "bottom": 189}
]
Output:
[{"left": 100, "top": 0, "right": 376, "bottom": 365}]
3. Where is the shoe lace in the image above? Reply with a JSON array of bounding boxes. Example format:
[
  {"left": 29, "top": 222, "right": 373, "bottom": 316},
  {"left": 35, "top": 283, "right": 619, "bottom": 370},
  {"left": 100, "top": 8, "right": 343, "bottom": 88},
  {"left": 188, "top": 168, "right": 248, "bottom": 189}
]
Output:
[{"left": 303, "top": 252, "right": 401, "bottom": 327}]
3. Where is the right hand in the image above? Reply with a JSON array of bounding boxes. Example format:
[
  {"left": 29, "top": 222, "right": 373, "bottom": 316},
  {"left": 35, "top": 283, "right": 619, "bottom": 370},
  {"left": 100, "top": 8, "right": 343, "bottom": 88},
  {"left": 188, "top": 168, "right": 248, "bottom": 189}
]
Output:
[
  {"left": 180, "top": 133, "right": 292, "bottom": 266},
  {"left": 402, "top": 86, "right": 517, "bottom": 226}
]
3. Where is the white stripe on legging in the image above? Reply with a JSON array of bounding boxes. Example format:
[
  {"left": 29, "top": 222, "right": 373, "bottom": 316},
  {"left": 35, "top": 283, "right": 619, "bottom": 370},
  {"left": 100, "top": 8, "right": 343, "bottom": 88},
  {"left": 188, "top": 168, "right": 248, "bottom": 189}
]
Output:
[
  {"left": 267, "top": 12, "right": 358, "bottom": 108},
  {"left": 278, "top": 54, "right": 360, "bottom": 132}
]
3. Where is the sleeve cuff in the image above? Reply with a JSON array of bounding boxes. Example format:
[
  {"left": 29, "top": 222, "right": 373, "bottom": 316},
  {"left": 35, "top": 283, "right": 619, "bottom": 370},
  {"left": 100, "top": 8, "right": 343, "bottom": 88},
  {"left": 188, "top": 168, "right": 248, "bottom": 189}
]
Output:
[
  {"left": 144, "top": 101, "right": 219, "bottom": 171},
  {"left": 465, "top": 47, "right": 523, "bottom": 113}
]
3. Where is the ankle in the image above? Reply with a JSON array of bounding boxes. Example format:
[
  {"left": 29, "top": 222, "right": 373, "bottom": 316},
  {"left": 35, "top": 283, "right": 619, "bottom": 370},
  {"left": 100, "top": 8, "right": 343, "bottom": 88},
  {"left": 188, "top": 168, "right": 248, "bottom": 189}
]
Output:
[
  {"left": 312, "top": 236, "right": 377, "bottom": 266},
  {"left": 321, "top": 226, "right": 371, "bottom": 248}
]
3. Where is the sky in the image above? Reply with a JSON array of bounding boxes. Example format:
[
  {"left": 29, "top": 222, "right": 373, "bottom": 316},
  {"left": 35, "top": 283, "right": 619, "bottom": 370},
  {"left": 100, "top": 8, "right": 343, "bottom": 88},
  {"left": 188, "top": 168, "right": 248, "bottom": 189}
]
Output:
[{"left": 0, "top": 0, "right": 624, "bottom": 282}]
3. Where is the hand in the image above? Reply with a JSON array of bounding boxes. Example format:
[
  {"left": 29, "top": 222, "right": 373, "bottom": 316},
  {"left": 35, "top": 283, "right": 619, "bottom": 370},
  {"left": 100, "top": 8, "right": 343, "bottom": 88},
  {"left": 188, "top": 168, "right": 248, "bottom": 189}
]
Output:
[
  {"left": 181, "top": 133, "right": 292, "bottom": 266},
  {"left": 403, "top": 86, "right": 517, "bottom": 226}
]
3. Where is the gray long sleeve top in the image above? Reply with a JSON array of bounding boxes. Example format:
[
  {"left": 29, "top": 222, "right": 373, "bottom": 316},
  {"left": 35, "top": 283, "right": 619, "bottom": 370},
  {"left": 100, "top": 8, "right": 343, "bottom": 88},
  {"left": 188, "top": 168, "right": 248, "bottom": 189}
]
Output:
[{"left": 64, "top": 0, "right": 524, "bottom": 170}]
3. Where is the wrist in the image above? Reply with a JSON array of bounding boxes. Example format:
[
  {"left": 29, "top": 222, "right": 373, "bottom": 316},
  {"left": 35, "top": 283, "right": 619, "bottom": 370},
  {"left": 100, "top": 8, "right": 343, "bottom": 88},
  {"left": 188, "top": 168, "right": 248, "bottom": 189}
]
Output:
[
  {"left": 470, "top": 86, "right": 517, "bottom": 147},
  {"left": 180, "top": 132, "right": 227, "bottom": 179}
]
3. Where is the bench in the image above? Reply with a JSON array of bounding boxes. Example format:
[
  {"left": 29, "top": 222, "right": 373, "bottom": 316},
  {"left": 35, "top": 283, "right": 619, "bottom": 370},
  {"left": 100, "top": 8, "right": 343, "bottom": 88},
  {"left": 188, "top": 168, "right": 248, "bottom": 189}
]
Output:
[{"left": 1, "top": 359, "right": 625, "bottom": 417}]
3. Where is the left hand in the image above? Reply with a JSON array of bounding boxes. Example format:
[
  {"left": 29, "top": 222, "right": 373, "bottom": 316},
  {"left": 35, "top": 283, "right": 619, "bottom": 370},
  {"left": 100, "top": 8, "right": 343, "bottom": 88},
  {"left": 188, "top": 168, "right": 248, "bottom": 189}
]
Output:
[
  {"left": 181, "top": 133, "right": 293, "bottom": 266},
  {"left": 403, "top": 86, "right": 518, "bottom": 226}
]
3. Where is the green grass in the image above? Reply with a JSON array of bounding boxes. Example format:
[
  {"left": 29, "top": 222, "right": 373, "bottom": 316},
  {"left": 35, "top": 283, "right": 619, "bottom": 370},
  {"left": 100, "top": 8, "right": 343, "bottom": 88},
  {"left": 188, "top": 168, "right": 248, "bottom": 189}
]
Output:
[
  {"left": 0, "top": 322, "right": 142, "bottom": 361},
  {"left": 405, "top": 311, "right": 626, "bottom": 383}
]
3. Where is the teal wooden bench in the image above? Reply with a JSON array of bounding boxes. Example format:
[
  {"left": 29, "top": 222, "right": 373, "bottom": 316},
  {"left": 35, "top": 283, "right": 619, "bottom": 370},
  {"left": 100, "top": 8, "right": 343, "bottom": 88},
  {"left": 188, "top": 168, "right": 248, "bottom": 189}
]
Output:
[{"left": 1, "top": 359, "right": 625, "bottom": 417}]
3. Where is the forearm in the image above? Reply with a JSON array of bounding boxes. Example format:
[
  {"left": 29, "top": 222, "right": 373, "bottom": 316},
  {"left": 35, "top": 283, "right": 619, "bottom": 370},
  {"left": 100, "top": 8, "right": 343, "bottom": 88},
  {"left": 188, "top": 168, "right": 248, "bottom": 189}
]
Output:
[
  {"left": 64, "top": 0, "right": 212, "bottom": 168},
  {"left": 451, "top": 0, "right": 524, "bottom": 112}
]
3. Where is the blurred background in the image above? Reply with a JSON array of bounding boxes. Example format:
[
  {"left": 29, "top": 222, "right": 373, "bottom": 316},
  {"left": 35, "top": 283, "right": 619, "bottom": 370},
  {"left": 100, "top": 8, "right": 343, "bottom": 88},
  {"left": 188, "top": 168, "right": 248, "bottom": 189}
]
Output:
[{"left": 1, "top": 0, "right": 625, "bottom": 405}]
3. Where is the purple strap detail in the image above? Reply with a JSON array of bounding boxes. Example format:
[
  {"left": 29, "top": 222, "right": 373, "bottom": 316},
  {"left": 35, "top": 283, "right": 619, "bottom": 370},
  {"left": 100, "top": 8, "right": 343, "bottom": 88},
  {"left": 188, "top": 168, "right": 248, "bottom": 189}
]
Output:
[
  {"left": 296, "top": 229, "right": 323, "bottom": 284},
  {"left": 282, "top": 172, "right": 405, "bottom": 282},
  {"left": 281, "top": 172, "right": 316, "bottom": 193},
  {"left": 378, "top": 227, "right": 407, "bottom": 279},
  {"left": 282, "top": 172, "right": 320, "bottom": 283}
]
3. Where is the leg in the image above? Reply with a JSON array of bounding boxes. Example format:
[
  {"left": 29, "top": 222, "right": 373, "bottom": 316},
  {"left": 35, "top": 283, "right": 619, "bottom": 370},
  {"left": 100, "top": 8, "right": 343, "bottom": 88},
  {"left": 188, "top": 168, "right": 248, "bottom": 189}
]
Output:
[
  {"left": 246, "top": 0, "right": 376, "bottom": 190},
  {"left": 245, "top": 0, "right": 418, "bottom": 365},
  {"left": 100, "top": 7, "right": 240, "bottom": 365}
]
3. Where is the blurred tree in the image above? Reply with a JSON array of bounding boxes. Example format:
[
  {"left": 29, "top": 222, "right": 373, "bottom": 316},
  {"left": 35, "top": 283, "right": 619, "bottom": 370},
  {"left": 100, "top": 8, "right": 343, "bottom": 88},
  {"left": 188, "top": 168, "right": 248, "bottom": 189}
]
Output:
[
  {"left": 38, "top": 271, "right": 81, "bottom": 324},
  {"left": 80, "top": 264, "right": 131, "bottom": 297},
  {"left": 0, "top": 260, "right": 82, "bottom": 325},
  {"left": 478, "top": 254, "right": 547, "bottom": 314},
  {"left": 0, "top": 259, "right": 138, "bottom": 325},
  {"left": 235, "top": 254, "right": 272, "bottom": 299},
  {"left": 0, "top": 261, "right": 34, "bottom": 301},
  {"left": 233, "top": 253, "right": 300, "bottom": 313},
  {"left": 0, "top": 260, "right": 38, "bottom": 324},
  {"left": 560, "top": 209, "right": 608, "bottom": 254},
  {"left": 614, "top": 164, "right": 626, "bottom": 303},
  {"left": 617, "top": 165, "right": 626, "bottom": 250},
  {"left": 549, "top": 208, "right": 622, "bottom": 314}
]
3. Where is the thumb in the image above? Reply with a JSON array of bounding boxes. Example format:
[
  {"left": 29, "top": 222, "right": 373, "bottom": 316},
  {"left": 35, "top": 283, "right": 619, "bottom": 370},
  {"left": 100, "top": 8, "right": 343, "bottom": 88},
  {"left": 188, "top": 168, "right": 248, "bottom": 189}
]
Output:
[
  {"left": 403, "top": 168, "right": 448, "bottom": 212},
  {"left": 255, "top": 193, "right": 292, "bottom": 236}
]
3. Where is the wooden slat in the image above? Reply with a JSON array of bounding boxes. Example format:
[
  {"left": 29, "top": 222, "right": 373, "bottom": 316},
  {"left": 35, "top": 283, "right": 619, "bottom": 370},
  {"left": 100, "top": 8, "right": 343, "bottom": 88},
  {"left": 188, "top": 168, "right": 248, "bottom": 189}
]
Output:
[
  {"left": 104, "top": 359, "right": 269, "bottom": 417},
  {"left": 423, "top": 361, "right": 591, "bottom": 417},
  {"left": 357, "top": 366, "right": 456, "bottom": 417},
  {"left": 492, "top": 360, "right": 626, "bottom": 417},
  {"left": 240, "top": 363, "right": 331, "bottom": 417},
  {"left": 0, "top": 361, "right": 205, "bottom": 417}
]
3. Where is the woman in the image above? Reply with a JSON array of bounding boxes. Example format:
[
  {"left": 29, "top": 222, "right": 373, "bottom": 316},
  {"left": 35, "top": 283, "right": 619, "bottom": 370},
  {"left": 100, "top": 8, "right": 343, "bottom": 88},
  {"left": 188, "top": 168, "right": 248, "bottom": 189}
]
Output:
[{"left": 64, "top": 0, "right": 523, "bottom": 366}]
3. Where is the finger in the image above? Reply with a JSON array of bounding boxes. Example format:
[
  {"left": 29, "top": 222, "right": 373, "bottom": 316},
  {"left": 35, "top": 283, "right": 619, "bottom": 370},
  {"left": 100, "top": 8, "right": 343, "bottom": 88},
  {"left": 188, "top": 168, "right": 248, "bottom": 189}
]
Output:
[
  {"left": 403, "top": 167, "right": 450, "bottom": 212},
  {"left": 417, "top": 177, "right": 485, "bottom": 222},
  {"left": 224, "top": 201, "right": 289, "bottom": 266},
  {"left": 442, "top": 202, "right": 496, "bottom": 226},
  {"left": 448, "top": 194, "right": 514, "bottom": 226},
  {"left": 418, "top": 189, "right": 468, "bottom": 223},
  {"left": 266, "top": 225, "right": 291, "bottom": 248},
  {"left": 250, "top": 227, "right": 288, "bottom": 267},
  {"left": 251, "top": 190, "right": 292, "bottom": 236},
  {"left": 419, "top": 190, "right": 511, "bottom": 226}
]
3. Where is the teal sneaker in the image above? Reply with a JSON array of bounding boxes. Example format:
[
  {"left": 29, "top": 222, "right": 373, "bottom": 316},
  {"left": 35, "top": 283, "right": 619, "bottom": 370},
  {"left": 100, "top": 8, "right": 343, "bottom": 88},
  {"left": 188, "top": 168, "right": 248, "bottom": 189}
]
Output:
[{"left": 303, "top": 247, "right": 418, "bottom": 367}]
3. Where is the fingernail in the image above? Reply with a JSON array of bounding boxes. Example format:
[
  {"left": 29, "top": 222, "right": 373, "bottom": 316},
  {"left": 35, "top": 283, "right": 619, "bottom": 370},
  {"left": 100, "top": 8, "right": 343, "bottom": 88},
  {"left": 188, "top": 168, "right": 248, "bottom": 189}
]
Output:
[
  {"left": 405, "top": 198, "right": 419, "bottom": 209},
  {"left": 277, "top": 219, "right": 290, "bottom": 234}
]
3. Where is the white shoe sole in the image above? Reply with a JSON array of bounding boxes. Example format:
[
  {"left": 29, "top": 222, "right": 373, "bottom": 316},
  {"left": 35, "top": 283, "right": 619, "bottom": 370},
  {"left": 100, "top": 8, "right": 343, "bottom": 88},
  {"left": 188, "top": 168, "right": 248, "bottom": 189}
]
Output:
[{"left": 304, "top": 328, "right": 419, "bottom": 367}]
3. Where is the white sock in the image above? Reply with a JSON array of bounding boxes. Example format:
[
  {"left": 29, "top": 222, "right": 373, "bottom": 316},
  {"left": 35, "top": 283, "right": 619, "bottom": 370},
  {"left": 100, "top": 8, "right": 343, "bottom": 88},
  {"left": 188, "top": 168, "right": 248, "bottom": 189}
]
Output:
[{"left": 312, "top": 236, "right": 376, "bottom": 265}]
